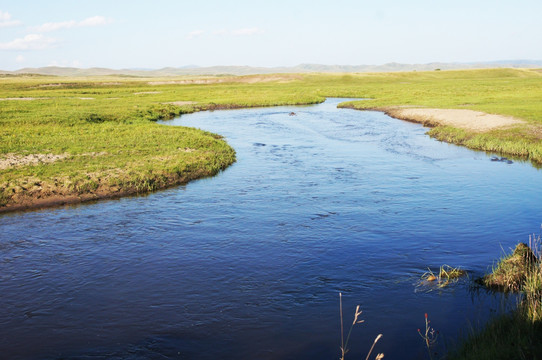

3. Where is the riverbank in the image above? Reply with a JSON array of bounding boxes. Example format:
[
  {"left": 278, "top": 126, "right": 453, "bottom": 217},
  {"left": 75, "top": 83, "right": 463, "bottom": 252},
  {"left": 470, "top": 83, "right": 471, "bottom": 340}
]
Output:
[
  {"left": 0, "top": 166, "right": 223, "bottom": 213},
  {"left": 338, "top": 104, "right": 542, "bottom": 163}
]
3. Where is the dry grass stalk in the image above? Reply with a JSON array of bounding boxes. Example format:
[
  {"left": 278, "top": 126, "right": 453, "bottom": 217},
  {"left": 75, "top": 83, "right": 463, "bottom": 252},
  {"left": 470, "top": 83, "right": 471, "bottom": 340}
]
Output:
[
  {"left": 339, "top": 293, "right": 383, "bottom": 360},
  {"left": 418, "top": 313, "right": 439, "bottom": 360}
]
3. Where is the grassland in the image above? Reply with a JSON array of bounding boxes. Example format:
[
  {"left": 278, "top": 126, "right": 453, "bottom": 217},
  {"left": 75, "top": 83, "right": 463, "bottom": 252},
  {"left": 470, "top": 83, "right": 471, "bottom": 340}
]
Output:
[{"left": 1, "top": 68, "right": 542, "bottom": 212}]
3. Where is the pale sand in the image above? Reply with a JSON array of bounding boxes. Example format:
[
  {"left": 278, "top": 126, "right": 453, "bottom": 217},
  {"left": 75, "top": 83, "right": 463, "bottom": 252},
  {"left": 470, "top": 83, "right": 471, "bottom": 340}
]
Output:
[{"left": 385, "top": 107, "right": 525, "bottom": 132}]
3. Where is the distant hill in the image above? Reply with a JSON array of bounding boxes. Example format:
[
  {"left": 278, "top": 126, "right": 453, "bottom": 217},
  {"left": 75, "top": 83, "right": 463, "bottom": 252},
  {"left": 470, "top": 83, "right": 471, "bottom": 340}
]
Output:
[{"left": 3, "top": 60, "right": 542, "bottom": 77}]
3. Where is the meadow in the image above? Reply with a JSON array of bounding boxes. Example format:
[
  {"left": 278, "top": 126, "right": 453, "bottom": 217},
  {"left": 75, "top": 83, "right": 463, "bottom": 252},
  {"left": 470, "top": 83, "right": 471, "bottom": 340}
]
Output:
[{"left": 1, "top": 68, "right": 542, "bottom": 212}]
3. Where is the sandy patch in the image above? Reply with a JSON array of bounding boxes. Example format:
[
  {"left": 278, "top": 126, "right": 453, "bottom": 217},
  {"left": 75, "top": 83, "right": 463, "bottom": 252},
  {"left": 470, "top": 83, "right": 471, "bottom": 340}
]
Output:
[
  {"left": 0, "top": 97, "right": 48, "bottom": 101},
  {"left": 163, "top": 101, "right": 197, "bottom": 106},
  {"left": 148, "top": 75, "right": 301, "bottom": 86},
  {"left": 149, "top": 79, "right": 223, "bottom": 85},
  {"left": 39, "top": 83, "right": 63, "bottom": 88},
  {"left": 78, "top": 97, "right": 94, "bottom": 100},
  {"left": 384, "top": 107, "right": 525, "bottom": 132},
  {"left": 134, "top": 91, "right": 162, "bottom": 95},
  {"left": 241, "top": 75, "right": 302, "bottom": 83},
  {"left": 0, "top": 153, "right": 69, "bottom": 170}
]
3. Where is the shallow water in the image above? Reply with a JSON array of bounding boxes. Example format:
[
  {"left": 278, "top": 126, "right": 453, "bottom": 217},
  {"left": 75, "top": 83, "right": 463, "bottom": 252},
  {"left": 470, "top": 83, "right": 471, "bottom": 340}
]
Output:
[{"left": 1, "top": 98, "right": 541, "bottom": 359}]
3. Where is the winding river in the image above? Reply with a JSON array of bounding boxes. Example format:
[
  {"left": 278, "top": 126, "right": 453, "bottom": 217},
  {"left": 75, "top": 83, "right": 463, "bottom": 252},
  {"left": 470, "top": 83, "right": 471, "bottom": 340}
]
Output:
[{"left": 1, "top": 98, "right": 541, "bottom": 359}]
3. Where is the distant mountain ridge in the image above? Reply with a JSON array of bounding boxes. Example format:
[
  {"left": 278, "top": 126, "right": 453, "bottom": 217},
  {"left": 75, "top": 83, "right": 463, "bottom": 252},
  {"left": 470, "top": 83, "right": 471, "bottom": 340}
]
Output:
[{"left": 2, "top": 60, "right": 542, "bottom": 77}]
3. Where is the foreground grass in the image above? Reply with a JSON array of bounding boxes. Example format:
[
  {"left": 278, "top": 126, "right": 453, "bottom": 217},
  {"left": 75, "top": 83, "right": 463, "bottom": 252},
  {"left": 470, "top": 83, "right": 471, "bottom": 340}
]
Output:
[
  {"left": 1, "top": 68, "right": 542, "bottom": 211},
  {"left": 451, "top": 238, "right": 542, "bottom": 360},
  {"left": 450, "top": 311, "right": 542, "bottom": 360}
]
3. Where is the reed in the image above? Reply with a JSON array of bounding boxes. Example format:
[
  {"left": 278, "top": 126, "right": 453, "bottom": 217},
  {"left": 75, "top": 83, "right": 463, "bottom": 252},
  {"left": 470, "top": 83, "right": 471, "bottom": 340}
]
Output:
[{"left": 339, "top": 293, "right": 384, "bottom": 360}]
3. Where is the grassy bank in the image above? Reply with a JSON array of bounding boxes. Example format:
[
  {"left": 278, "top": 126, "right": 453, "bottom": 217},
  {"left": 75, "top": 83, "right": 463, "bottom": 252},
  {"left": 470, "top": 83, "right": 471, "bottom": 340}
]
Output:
[
  {"left": 334, "top": 69, "right": 542, "bottom": 165},
  {"left": 0, "top": 74, "right": 323, "bottom": 212},
  {"left": 450, "top": 239, "right": 542, "bottom": 359},
  {"left": 1, "top": 68, "right": 542, "bottom": 212}
]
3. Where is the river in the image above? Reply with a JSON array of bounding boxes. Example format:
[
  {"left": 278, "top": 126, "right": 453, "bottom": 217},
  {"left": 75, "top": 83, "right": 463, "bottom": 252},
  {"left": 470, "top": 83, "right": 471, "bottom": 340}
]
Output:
[{"left": 1, "top": 98, "right": 540, "bottom": 359}]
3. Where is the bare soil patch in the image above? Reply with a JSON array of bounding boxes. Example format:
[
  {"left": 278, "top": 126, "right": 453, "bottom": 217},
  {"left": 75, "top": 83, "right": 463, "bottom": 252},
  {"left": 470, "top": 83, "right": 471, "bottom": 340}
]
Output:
[
  {"left": 0, "top": 153, "right": 69, "bottom": 170},
  {"left": 384, "top": 107, "right": 525, "bottom": 131},
  {"left": 0, "top": 152, "right": 106, "bottom": 170},
  {"left": 163, "top": 101, "right": 197, "bottom": 106}
]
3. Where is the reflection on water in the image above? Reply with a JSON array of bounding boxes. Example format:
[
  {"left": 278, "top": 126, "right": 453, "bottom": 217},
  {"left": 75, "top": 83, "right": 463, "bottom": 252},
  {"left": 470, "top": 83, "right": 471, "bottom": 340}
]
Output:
[{"left": 1, "top": 99, "right": 540, "bottom": 359}]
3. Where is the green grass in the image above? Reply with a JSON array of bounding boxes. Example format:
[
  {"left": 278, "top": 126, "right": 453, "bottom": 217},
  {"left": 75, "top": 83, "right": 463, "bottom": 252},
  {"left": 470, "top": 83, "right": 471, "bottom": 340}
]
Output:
[
  {"left": 1, "top": 68, "right": 542, "bottom": 211},
  {"left": 451, "top": 238, "right": 542, "bottom": 359},
  {"left": 482, "top": 243, "right": 538, "bottom": 292},
  {"left": 449, "top": 311, "right": 542, "bottom": 360}
]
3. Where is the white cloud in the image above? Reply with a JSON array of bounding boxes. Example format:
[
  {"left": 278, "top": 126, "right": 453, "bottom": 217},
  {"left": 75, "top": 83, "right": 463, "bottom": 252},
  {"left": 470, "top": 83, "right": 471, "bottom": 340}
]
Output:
[
  {"left": 213, "top": 29, "right": 227, "bottom": 36},
  {"left": 34, "top": 16, "right": 111, "bottom": 32},
  {"left": 187, "top": 30, "right": 205, "bottom": 39},
  {"left": 0, "top": 34, "right": 57, "bottom": 50},
  {"left": 231, "top": 27, "right": 263, "bottom": 36},
  {"left": 78, "top": 16, "right": 109, "bottom": 27},
  {"left": 0, "top": 10, "right": 22, "bottom": 28},
  {"left": 35, "top": 20, "right": 76, "bottom": 32},
  {"left": 15, "top": 54, "right": 25, "bottom": 63}
]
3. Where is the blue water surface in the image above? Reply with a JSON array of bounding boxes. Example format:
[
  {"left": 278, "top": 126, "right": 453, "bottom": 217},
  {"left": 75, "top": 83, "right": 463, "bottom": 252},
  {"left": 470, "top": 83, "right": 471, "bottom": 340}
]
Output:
[{"left": 1, "top": 98, "right": 541, "bottom": 359}]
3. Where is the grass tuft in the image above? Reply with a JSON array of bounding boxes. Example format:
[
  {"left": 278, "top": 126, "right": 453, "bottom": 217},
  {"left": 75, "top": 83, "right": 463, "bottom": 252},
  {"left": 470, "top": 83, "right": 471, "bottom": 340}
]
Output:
[
  {"left": 421, "top": 265, "right": 467, "bottom": 288},
  {"left": 482, "top": 242, "right": 538, "bottom": 292}
]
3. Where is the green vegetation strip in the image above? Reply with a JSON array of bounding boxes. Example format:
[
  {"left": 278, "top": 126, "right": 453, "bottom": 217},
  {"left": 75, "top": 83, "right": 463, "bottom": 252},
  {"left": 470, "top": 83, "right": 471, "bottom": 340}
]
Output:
[{"left": 1, "top": 68, "right": 542, "bottom": 211}]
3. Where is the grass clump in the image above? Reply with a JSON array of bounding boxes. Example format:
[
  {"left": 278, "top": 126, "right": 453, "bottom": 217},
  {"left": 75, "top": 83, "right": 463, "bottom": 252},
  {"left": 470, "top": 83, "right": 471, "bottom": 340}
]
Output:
[{"left": 421, "top": 265, "right": 467, "bottom": 288}]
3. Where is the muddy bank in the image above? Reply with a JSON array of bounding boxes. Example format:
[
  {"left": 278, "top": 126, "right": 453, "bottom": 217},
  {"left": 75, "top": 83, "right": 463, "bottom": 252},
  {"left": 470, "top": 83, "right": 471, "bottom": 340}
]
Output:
[{"left": 0, "top": 168, "right": 218, "bottom": 214}]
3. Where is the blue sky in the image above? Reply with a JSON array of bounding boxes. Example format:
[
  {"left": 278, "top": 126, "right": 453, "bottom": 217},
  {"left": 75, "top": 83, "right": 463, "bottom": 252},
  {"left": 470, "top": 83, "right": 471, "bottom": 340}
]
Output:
[{"left": 1, "top": 0, "right": 541, "bottom": 70}]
